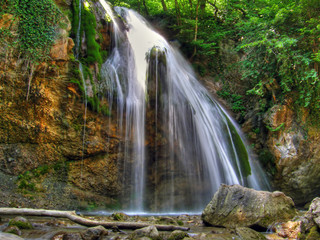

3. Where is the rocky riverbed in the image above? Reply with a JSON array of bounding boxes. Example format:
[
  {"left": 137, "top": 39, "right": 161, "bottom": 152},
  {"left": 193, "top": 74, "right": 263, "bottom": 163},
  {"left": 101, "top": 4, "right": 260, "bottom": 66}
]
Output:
[
  {"left": 0, "top": 213, "right": 271, "bottom": 240},
  {"left": 1, "top": 185, "right": 320, "bottom": 240}
]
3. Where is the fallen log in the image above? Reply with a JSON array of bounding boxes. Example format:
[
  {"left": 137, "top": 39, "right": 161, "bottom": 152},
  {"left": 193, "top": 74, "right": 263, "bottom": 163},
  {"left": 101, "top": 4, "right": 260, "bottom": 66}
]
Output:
[{"left": 0, "top": 208, "right": 189, "bottom": 231}]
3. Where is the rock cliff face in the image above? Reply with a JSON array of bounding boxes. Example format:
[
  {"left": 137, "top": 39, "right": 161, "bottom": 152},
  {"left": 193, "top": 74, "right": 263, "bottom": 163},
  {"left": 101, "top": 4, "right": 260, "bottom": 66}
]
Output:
[
  {"left": 263, "top": 103, "right": 320, "bottom": 206},
  {"left": 0, "top": 0, "right": 122, "bottom": 210}
]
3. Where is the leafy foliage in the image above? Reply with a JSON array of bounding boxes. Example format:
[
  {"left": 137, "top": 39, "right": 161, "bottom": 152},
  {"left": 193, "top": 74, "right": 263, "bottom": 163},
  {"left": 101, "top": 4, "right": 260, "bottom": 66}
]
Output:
[
  {"left": 109, "top": 0, "right": 319, "bottom": 120},
  {"left": 1, "top": 0, "right": 62, "bottom": 62}
]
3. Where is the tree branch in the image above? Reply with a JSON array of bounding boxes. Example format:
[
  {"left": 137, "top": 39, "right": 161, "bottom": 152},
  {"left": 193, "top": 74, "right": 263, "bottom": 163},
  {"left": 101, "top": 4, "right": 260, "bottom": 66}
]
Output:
[{"left": 0, "top": 208, "right": 190, "bottom": 231}]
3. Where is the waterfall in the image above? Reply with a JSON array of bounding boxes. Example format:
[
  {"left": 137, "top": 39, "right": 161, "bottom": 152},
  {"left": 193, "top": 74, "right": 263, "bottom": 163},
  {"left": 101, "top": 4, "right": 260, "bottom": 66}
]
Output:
[{"left": 101, "top": 4, "right": 269, "bottom": 213}]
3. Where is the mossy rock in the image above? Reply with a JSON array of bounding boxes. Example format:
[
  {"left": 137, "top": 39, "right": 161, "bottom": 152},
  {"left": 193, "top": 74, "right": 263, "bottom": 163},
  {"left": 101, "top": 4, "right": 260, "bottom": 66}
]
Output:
[
  {"left": 236, "top": 227, "right": 266, "bottom": 240},
  {"left": 202, "top": 184, "right": 297, "bottom": 229},
  {"left": 112, "top": 212, "right": 129, "bottom": 221},
  {"left": 168, "top": 230, "right": 189, "bottom": 240},
  {"left": 156, "top": 217, "right": 177, "bottom": 225},
  {"left": 9, "top": 217, "right": 33, "bottom": 229},
  {"left": 4, "top": 226, "right": 22, "bottom": 236},
  {"left": 305, "top": 226, "right": 320, "bottom": 240}
]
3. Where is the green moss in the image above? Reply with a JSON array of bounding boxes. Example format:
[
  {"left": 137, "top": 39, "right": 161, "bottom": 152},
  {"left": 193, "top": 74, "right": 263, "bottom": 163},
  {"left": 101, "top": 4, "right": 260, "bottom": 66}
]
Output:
[
  {"left": 6, "top": 227, "right": 20, "bottom": 235},
  {"left": 9, "top": 218, "right": 33, "bottom": 230},
  {"left": 112, "top": 212, "right": 127, "bottom": 221},
  {"left": 168, "top": 230, "right": 189, "bottom": 240},
  {"left": 16, "top": 165, "right": 51, "bottom": 192},
  {"left": 226, "top": 117, "right": 251, "bottom": 177},
  {"left": 306, "top": 226, "right": 320, "bottom": 240},
  {"left": 176, "top": 220, "right": 184, "bottom": 226},
  {"left": 71, "top": 0, "right": 80, "bottom": 37},
  {"left": 100, "top": 104, "right": 111, "bottom": 116},
  {"left": 82, "top": 6, "right": 102, "bottom": 65},
  {"left": 259, "top": 149, "right": 276, "bottom": 176}
]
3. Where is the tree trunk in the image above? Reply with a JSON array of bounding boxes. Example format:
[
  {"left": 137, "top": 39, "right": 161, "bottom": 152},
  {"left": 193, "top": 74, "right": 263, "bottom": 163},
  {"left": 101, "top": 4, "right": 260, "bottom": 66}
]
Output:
[
  {"left": 0, "top": 208, "right": 190, "bottom": 231},
  {"left": 190, "top": 1, "right": 200, "bottom": 60},
  {"left": 161, "top": 0, "right": 168, "bottom": 11},
  {"left": 142, "top": 0, "right": 149, "bottom": 16},
  {"left": 174, "top": 0, "right": 181, "bottom": 26}
]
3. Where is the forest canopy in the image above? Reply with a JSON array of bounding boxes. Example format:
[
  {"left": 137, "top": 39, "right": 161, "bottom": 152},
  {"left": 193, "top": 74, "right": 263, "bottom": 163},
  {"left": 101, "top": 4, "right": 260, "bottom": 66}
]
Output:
[{"left": 110, "top": 0, "right": 320, "bottom": 120}]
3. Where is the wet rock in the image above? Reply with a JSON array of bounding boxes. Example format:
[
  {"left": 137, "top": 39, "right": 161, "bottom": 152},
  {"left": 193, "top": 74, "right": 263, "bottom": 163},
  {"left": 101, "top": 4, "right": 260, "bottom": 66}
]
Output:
[
  {"left": 304, "top": 226, "right": 320, "bottom": 240},
  {"left": 50, "top": 37, "right": 74, "bottom": 61},
  {"left": 263, "top": 104, "right": 320, "bottom": 206},
  {"left": 265, "top": 233, "right": 285, "bottom": 240},
  {"left": 0, "top": 232, "right": 24, "bottom": 240},
  {"left": 168, "top": 230, "right": 189, "bottom": 240},
  {"left": 51, "top": 232, "right": 83, "bottom": 240},
  {"left": 9, "top": 216, "right": 33, "bottom": 229},
  {"left": 273, "top": 221, "right": 301, "bottom": 239},
  {"left": 157, "top": 217, "right": 177, "bottom": 225},
  {"left": 202, "top": 184, "right": 297, "bottom": 229},
  {"left": 235, "top": 227, "right": 266, "bottom": 240},
  {"left": 300, "top": 197, "right": 320, "bottom": 231},
  {"left": 3, "top": 226, "right": 22, "bottom": 236},
  {"left": 81, "top": 225, "right": 109, "bottom": 240},
  {"left": 112, "top": 212, "right": 129, "bottom": 221},
  {"left": 130, "top": 225, "right": 159, "bottom": 239}
]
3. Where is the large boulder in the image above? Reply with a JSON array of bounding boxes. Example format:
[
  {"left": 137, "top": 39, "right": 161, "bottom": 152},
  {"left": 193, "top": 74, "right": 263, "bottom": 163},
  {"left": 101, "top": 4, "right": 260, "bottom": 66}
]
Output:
[{"left": 202, "top": 184, "right": 297, "bottom": 229}]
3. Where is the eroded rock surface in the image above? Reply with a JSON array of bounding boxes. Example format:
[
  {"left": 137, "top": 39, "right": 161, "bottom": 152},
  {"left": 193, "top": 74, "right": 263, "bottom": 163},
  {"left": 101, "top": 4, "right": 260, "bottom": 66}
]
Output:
[{"left": 202, "top": 184, "right": 297, "bottom": 229}]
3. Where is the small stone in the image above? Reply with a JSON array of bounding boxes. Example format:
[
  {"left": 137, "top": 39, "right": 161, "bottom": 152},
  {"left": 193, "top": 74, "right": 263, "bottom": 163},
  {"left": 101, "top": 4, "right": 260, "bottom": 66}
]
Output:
[
  {"left": 51, "top": 232, "right": 82, "bottom": 240},
  {"left": 274, "top": 221, "right": 301, "bottom": 239}
]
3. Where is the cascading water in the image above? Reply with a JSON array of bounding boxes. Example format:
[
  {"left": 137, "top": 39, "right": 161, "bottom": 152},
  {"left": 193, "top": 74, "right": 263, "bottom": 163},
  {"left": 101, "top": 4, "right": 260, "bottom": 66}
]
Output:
[
  {"left": 74, "top": 0, "right": 88, "bottom": 178},
  {"left": 101, "top": 4, "right": 269, "bottom": 213}
]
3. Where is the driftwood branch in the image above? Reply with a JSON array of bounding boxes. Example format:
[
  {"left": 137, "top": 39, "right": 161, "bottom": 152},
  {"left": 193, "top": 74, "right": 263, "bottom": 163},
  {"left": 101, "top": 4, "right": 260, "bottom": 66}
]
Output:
[{"left": 0, "top": 208, "right": 189, "bottom": 231}]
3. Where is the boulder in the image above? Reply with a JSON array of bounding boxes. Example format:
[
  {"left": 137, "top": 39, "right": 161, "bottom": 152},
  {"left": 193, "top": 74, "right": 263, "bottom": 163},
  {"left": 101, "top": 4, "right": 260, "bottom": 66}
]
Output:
[
  {"left": 235, "top": 227, "right": 267, "bottom": 240},
  {"left": 8, "top": 216, "right": 33, "bottom": 229},
  {"left": 168, "top": 230, "right": 189, "bottom": 240},
  {"left": 130, "top": 225, "right": 159, "bottom": 239},
  {"left": 81, "top": 225, "right": 109, "bottom": 240},
  {"left": 300, "top": 197, "right": 320, "bottom": 231},
  {"left": 202, "top": 184, "right": 297, "bottom": 229},
  {"left": 3, "top": 226, "right": 22, "bottom": 236},
  {"left": 112, "top": 212, "right": 129, "bottom": 221},
  {"left": 0, "top": 232, "right": 24, "bottom": 240}
]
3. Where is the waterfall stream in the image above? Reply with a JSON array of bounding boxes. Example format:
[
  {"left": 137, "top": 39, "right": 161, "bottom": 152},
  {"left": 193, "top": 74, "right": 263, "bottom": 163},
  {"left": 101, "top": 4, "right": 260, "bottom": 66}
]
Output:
[{"left": 100, "top": 3, "right": 269, "bottom": 213}]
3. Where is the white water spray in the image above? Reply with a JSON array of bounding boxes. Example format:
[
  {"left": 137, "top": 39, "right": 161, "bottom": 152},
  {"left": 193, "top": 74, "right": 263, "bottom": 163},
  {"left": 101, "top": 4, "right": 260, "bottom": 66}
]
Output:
[{"left": 100, "top": 4, "right": 269, "bottom": 212}]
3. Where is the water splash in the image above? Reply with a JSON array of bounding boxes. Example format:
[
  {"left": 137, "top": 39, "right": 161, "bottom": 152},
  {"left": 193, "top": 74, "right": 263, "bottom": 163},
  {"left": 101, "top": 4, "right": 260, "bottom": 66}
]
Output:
[{"left": 101, "top": 5, "right": 269, "bottom": 213}]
